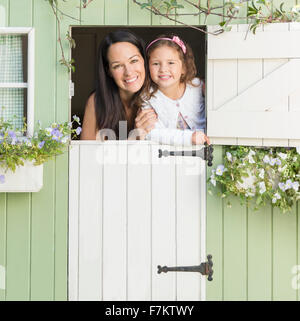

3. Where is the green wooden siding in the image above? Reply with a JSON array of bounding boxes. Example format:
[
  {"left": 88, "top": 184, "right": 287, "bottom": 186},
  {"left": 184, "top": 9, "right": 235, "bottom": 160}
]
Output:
[{"left": 0, "top": 0, "right": 299, "bottom": 301}]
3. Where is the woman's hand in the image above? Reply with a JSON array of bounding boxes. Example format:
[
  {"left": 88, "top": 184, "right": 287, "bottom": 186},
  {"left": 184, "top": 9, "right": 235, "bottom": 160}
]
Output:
[
  {"left": 134, "top": 108, "right": 158, "bottom": 140},
  {"left": 192, "top": 131, "right": 210, "bottom": 145}
]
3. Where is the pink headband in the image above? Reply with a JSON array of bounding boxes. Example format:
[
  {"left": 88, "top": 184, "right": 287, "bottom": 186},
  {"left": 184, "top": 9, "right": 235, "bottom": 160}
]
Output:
[{"left": 146, "top": 36, "right": 187, "bottom": 54}]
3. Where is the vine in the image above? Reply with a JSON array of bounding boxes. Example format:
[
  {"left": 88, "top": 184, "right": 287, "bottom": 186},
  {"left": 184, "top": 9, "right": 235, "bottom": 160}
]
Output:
[
  {"left": 132, "top": 0, "right": 300, "bottom": 35},
  {"left": 46, "top": 0, "right": 300, "bottom": 71},
  {"left": 46, "top": 0, "right": 94, "bottom": 72},
  {"left": 209, "top": 146, "right": 300, "bottom": 213}
]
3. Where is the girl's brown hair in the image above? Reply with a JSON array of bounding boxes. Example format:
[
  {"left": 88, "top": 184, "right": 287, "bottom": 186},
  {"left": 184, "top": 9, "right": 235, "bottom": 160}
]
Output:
[{"left": 143, "top": 34, "right": 198, "bottom": 100}]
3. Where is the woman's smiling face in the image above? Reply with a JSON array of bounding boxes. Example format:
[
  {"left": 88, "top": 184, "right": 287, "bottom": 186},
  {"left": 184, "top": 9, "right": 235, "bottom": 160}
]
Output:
[{"left": 107, "top": 42, "right": 146, "bottom": 101}]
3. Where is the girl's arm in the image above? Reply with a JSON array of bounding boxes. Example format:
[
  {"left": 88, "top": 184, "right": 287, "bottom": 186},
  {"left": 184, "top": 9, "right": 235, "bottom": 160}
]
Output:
[
  {"left": 146, "top": 127, "right": 209, "bottom": 146},
  {"left": 81, "top": 94, "right": 98, "bottom": 140}
]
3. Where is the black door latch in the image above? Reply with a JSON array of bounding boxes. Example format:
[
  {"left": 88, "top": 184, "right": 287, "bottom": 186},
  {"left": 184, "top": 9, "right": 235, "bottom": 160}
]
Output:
[
  {"left": 157, "top": 254, "right": 213, "bottom": 281},
  {"left": 158, "top": 144, "right": 214, "bottom": 166}
]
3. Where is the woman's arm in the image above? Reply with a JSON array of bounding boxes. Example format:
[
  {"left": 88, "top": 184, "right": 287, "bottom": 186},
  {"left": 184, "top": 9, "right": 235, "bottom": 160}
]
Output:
[
  {"left": 80, "top": 94, "right": 98, "bottom": 140},
  {"left": 134, "top": 107, "right": 158, "bottom": 140}
]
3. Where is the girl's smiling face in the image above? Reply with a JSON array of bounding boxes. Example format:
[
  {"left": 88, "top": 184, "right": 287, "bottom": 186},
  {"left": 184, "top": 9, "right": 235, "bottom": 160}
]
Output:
[
  {"left": 107, "top": 42, "right": 145, "bottom": 101},
  {"left": 149, "top": 45, "right": 185, "bottom": 97}
]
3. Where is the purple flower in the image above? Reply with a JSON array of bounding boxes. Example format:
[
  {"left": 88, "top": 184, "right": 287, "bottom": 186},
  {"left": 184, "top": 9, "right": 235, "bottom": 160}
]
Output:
[
  {"left": 0, "top": 175, "right": 5, "bottom": 184},
  {"left": 75, "top": 127, "right": 82, "bottom": 136},
  {"left": 51, "top": 128, "right": 63, "bottom": 141},
  {"left": 8, "top": 130, "right": 16, "bottom": 139},
  {"left": 38, "top": 141, "right": 45, "bottom": 149}
]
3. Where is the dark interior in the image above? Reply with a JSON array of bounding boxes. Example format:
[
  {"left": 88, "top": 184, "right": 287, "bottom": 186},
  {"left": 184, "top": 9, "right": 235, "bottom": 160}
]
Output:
[{"left": 71, "top": 26, "right": 206, "bottom": 139}]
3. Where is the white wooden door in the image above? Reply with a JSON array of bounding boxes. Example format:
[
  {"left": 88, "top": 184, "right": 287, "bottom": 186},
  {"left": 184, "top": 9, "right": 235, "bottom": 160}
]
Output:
[
  {"left": 207, "top": 22, "right": 300, "bottom": 147},
  {"left": 68, "top": 141, "right": 207, "bottom": 301}
]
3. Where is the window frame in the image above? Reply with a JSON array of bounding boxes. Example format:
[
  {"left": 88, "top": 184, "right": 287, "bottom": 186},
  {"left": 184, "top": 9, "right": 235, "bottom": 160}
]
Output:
[{"left": 0, "top": 27, "right": 35, "bottom": 137}]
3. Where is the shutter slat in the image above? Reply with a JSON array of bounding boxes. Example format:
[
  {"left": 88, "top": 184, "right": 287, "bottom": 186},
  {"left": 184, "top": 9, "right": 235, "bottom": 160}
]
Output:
[
  {"left": 208, "top": 111, "right": 300, "bottom": 139},
  {"left": 208, "top": 30, "right": 300, "bottom": 59}
]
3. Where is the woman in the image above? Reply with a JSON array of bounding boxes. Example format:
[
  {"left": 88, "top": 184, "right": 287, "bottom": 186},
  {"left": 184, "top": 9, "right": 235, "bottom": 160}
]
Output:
[{"left": 81, "top": 30, "right": 157, "bottom": 140}]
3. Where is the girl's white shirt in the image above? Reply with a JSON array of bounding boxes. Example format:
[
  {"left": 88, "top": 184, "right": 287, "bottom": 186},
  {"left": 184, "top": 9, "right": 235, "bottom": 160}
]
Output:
[{"left": 142, "top": 78, "right": 205, "bottom": 146}]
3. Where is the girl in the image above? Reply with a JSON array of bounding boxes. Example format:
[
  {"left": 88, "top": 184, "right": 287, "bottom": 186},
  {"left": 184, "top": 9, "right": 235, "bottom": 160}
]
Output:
[{"left": 141, "top": 35, "right": 210, "bottom": 146}]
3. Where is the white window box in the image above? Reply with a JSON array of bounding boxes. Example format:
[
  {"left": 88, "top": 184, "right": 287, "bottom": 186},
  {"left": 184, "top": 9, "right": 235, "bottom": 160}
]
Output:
[{"left": 0, "top": 161, "right": 43, "bottom": 192}]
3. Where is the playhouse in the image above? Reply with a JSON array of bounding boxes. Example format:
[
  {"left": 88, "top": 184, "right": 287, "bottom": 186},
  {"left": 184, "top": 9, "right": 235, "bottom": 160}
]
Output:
[{"left": 0, "top": 0, "right": 300, "bottom": 301}]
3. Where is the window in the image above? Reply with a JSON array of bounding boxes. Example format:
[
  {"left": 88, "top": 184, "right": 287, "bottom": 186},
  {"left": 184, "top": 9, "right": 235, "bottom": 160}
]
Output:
[
  {"left": 70, "top": 26, "right": 206, "bottom": 140},
  {"left": 0, "top": 27, "right": 34, "bottom": 136}
]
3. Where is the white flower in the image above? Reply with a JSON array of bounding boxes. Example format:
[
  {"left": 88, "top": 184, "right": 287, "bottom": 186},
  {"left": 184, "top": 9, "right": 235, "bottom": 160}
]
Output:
[
  {"left": 278, "top": 152, "right": 287, "bottom": 160},
  {"left": 73, "top": 115, "right": 81, "bottom": 124},
  {"left": 259, "top": 168, "right": 265, "bottom": 179},
  {"left": 210, "top": 178, "right": 216, "bottom": 187},
  {"left": 278, "top": 165, "right": 287, "bottom": 173},
  {"left": 272, "top": 192, "right": 281, "bottom": 204},
  {"left": 249, "top": 150, "right": 256, "bottom": 156},
  {"left": 61, "top": 136, "right": 69, "bottom": 144},
  {"left": 275, "top": 158, "right": 281, "bottom": 166},
  {"left": 259, "top": 181, "right": 266, "bottom": 194},
  {"left": 263, "top": 155, "right": 270, "bottom": 164},
  {"left": 293, "top": 156, "right": 297, "bottom": 162},
  {"left": 245, "top": 191, "right": 255, "bottom": 197},
  {"left": 285, "top": 179, "right": 293, "bottom": 190},
  {"left": 278, "top": 182, "right": 286, "bottom": 191},
  {"left": 292, "top": 5, "right": 300, "bottom": 13},
  {"left": 274, "top": 192, "right": 281, "bottom": 200},
  {"left": 45, "top": 127, "right": 52, "bottom": 137},
  {"left": 269, "top": 158, "right": 276, "bottom": 166},
  {"left": 296, "top": 146, "right": 300, "bottom": 154},
  {"left": 248, "top": 156, "right": 255, "bottom": 164},
  {"left": 226, "top": 152, "right": 232, "bottom": 162},
  {"left": 292, "top": 182, "right": 299, "bottom": 192},
  {"left": 216, "top": 165, "right": 226, "bottom": 176}
]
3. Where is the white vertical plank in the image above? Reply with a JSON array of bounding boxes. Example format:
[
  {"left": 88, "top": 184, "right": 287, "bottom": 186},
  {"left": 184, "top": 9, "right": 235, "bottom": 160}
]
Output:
[
  {"left": 127, "top": 143, "right": 151, "bottom": 301},
  {"left": 206, "top": 59, "right": 214, "bottom": 113},
  {"left": 151, "top": 144, "right": 176, "bottom": 300},
  {"left": 68, "top": 144, "right": 80, "bottom": 301},
  {"left": 199, "top": 158, "right": 207, "bottom": 301},
  {"left": 263, "top": 23, "right": 289, "bottom": 147},
  {"left": 78, "top": 145, "right": 103, "bottom": 301},
  {"left": 212, "top": 59, "right": 238, "bottom": 110},
  {"left": 211, "top": 25, "right": 238, "bottom": 112},
  {"left": 236, "top": 24, "right": 263, "bottom": 146},
  {"left": 102, "top": 143, "right": 127, "bottom": 300},
  {"left": 176, "top": 146, "right": 202, "bottom": 301},
  {"left": 289, "top": 22, "right": 300, "bottom": 147}
]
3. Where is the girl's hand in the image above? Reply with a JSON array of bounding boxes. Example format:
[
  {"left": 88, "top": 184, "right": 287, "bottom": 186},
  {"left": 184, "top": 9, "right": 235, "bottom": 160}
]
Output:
[
  {"left": 134, "top": 108, "right": 158, "bottom": 140},
  {"left": 192, "top": 131, "right": 210, "bottom": 145}
]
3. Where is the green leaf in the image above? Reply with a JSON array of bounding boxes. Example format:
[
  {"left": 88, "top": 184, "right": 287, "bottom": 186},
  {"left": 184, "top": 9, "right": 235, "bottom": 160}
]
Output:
[
  {"left": 140, "top": 3, "right": 151, "bottom": 9},
  {"left": 256, "top": 195, "right": 263, "bottom": 205}
]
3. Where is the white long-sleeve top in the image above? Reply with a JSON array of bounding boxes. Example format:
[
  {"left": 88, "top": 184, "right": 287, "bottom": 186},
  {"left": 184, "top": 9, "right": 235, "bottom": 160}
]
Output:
[{"left": 142, "top": 78, "right": 206, "bottom": 146}]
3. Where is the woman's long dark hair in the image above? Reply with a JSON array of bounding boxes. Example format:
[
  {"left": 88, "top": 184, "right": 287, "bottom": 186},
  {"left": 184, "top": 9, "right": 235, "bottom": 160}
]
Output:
[{"left": 94, "top": 30, "right": 148, "bottom": 136}]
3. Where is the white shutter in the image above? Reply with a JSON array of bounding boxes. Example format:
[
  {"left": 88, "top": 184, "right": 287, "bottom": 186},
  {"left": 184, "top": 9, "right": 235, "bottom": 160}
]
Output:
[{"left": 207, "top": 23, "right": 300, "bottom": 147}]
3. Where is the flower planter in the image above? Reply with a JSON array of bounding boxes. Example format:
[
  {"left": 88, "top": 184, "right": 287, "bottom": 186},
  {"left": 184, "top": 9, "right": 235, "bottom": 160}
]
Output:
[{"left": 0, "top": 162, "right": 43, "bottom": 192}]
